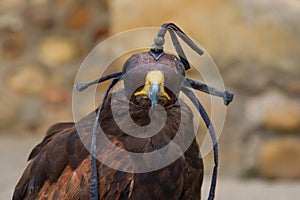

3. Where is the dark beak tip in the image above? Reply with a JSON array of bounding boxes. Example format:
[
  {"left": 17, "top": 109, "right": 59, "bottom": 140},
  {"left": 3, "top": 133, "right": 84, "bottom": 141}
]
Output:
[
  {"left": 148, "top": 82, "right": 161, "bottom": 108},
  {"left": 151, "top": 101, "right": 157, "bottom": 109}
]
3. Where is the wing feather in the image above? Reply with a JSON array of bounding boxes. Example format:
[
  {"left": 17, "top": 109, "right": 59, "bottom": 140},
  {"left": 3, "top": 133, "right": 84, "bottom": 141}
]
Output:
[{"left": 28, "top": 122, "right": 74, "bottom": 161}]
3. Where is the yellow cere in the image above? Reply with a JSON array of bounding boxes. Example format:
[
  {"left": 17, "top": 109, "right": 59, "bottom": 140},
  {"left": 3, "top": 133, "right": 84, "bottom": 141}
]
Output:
[{"left": 134, "top": 70, "right": 170, "bottom": 100}]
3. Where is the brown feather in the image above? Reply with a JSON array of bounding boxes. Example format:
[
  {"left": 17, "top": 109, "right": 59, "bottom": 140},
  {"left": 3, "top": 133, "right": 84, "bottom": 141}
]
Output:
[
  {"left": 13, "top": 88, "right": 203, "bottom": 200},
  {"left": 28, "top": 122, "right": 74, "bottom": 161}
]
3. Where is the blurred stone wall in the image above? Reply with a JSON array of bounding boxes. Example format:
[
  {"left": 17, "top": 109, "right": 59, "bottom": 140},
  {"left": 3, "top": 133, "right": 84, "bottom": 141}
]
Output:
[
  {"left": 1, "top": 0, "right": 300, "bottom": 180},
  {"left": 0, "top": 0, "right": 109, "bottom": 132}
]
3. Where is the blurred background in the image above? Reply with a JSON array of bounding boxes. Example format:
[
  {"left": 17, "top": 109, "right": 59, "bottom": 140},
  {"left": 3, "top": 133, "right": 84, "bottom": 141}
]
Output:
[{"left": 1, "top": 0, "right": 300, "bottom": 199}]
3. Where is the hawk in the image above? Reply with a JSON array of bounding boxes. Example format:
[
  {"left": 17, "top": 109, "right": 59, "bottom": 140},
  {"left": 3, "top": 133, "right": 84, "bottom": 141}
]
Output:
[{"left": 13, "top": 23, "right": 233, "bottom": 200}]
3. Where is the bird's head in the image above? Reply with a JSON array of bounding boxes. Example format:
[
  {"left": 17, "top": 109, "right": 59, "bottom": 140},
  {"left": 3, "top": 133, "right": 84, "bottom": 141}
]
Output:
[
  {"left": 134, "top": 70, "right": 170, "bottom": 108},
  {"left": 122, "top": 52, "right": 185, "bottom": 108}
]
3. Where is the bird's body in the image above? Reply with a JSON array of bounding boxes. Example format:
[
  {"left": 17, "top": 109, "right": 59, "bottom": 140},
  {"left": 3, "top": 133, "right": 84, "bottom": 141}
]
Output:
[
  {"left": 13, "top": 89, "right": 203, "bottom": 200},
  {"left": 13, "top": 23, "right": 234, "bottom": 200}
]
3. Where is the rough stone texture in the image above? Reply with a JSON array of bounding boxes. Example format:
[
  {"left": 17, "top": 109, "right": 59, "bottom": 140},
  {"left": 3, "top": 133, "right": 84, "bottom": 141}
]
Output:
[
  {"left": 24, "top": 8, "right": 54, "bottom": 31},
  {"left": 18, "top": 97, "right": 43, "bottom": 129},
  {"left": 1, "top": 31, "right": 26, "bottom": 60},
  {"left": 7, "top": 65, "right": 47, "bottom": 95},
  {"left": 0, "top": 97, "right": 18, "bottom": 129},
  {"left": 43, "top": 88, "right": 70, "bottom": 104},
  {"left": 38, "top": 36, "right": 81, "bottom": 67},
  {"left": 65, "top": 6, "right": 90, "bottom": 30},
  {"left": 0, "top": 0, "right": 109, "bottom": 133},
  {"left": 109, "top": 0, "right": 300, "bottom": 75},
  {"left": 258, "top": 138, "right": 300, "bottom": 179},
  {"left": 0, "top": 0, "right": 24, "bottom": 10},
  {"left": 286, "top": 80, "right": 300, "bottom": 95},
  {"left": 245, "top": 90, "right": 300, "bottom": 132},
  {"left": 264, "top": 104, "right": 300, "bottom": 132}
]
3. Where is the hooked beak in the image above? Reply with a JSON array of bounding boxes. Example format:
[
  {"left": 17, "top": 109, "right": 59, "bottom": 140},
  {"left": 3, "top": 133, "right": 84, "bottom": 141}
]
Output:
[
  {"left": 147, "top": 82, "right": 162, "bottom": 108},
  {"left": 134, "top": 70, "right": 171, "bottom": 108}
]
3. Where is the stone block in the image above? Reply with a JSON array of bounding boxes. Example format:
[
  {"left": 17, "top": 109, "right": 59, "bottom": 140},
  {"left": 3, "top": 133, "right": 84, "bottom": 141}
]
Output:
[{"left": 258, "top": 138, "right": 300, "bottom": 179}]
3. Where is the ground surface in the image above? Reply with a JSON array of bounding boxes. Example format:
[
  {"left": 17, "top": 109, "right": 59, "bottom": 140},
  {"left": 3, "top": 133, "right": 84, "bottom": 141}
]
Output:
[{"left": 1, "top": 134, "right": 300, "bottom": 200}]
